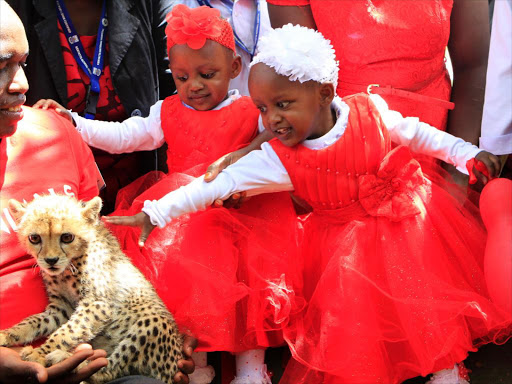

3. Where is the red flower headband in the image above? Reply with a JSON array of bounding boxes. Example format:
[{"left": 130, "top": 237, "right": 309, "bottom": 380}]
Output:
[{"left": 166, "top": 5, "right": 236, "bottom": 53}]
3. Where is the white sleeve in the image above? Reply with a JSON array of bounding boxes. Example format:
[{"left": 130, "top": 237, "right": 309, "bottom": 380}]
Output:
[
  {"left": 72, "top": 101, "right": 166, "bottom": 154},
  {"left": 142, "top": 142, "right": 293, "bottom": 227},
  {"left": 370, "top": 94, "right": 483, "bottom": 174},
  {"left": 480, "top": 0, "right": 512, "bottom": 155}
]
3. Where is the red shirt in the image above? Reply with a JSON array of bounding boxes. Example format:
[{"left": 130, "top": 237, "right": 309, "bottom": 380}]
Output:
[{"left": 0, "top": 107, "right": 99, "bottom": 329}]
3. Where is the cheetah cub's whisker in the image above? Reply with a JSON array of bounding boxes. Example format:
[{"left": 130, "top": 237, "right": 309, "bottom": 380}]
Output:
[{"left": 0, "top": 195, "right": 184, "bottom": 384}]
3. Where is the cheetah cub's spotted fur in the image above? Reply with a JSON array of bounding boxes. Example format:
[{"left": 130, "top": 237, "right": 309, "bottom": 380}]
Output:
[{"left": 0, "top": 195, "right": 183, "bottom": 383}]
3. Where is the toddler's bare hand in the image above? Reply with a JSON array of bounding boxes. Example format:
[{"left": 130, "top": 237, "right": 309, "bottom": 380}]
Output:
[
  {"left": 474, "top": 151, "right": 501, "bottom": 183},
  {"left": 104, "top": 212, "right": 155, "bottom": 247},
  {"left": 205, "top": 149, "right": 251, "bottom": 208},
  {"left": 464, "top": 152, "right": 501, "bottom": 192},
  {"left": 33, "top": 99, "right": 73, "bottom": 124}
]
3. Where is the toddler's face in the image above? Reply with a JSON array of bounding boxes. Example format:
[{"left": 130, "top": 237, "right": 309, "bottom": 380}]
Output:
[
  {"left": 249, "top": 63, "right": 333, "bottom": 147},
  {"left": 169, "top": 41, "right": 241, "bottom": 111}
]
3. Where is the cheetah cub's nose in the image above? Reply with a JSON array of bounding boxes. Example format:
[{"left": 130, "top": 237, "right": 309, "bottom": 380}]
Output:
[{"left": 44, "top": 257, "right": 59, "bottom": 266}]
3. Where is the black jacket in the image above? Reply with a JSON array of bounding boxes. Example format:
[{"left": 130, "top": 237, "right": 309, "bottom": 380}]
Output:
[{"left": 8, "top": 0, "right": 176, "bottom": 118}]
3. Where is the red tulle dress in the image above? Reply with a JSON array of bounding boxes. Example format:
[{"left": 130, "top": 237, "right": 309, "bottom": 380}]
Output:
[
  {"left": 270, "top": 94, "right": 512, "bottom": 384},
  {"left": 110, "top": 95, "right": 299, "bottom": 352}
]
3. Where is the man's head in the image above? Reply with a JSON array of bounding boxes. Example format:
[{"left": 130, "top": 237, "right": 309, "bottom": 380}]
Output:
[{"left": 0, "top": 1, "right": 29, "bottom": 138}]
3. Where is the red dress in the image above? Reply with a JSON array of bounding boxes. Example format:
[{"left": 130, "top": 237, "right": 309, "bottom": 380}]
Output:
[
  {"left": 267, "top": 0, "right": 453, "bottom": 131},
  {"left": 111, "top": 96, "right": 299, "bottom": 352},
  {"left": 270, "top": 94, "right": 511, "bottom": 384}
]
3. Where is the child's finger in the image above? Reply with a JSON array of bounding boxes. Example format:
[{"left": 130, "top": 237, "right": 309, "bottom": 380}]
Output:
[
  {"left": 138, "top": 224, "right": 155, "bottom": 248},
  {"left": 205, "top": 156, "right": 228, "bottom": 182},
  {"left": 490, "top": 155, "right": 502, "bottom": 177},
  {"left": 103, "top": 215, "right": 138, "bottom": 226},
  {"left": 32, "top": 99, "right": 46, "bottom": 109},
  {"left": 473, "top": 167, "right": 488, "bottom": 185}
]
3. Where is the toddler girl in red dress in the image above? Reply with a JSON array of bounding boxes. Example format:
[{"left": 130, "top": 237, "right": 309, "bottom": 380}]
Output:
[
  {"left": 108, "top": 24, "right": 511, "bottom": 384},
  {"left": 37, "top": 6, "right": 299, "bottom": 384}
]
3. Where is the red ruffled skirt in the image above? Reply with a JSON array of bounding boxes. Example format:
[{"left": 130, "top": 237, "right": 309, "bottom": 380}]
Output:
[
  {"left": 280, "top": 151, "right": 512, "bottom": 384},
  {"left": 109, "top": 170, "right": 303, "bottom": 352}
]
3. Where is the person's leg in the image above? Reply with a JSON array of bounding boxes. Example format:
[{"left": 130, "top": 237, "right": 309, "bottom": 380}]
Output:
[
  {"left": 427, "top": 363, "right": 470, "bottom": 384},
  {"left": 231, "top": 349, "right": 271, "bottom": 384},
  {"left": 188, "top": 351, "right": 215, "bottom": 384}
]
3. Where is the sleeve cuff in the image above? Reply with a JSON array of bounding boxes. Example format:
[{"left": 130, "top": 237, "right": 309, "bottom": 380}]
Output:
[
  {"left": 480, "top": 133, "right": 512, "bottom": 155},
  {"left": 142, "top": 200, "right": 169, "bottom": 228},
  {"left": 455, "top": 147, "right": 484, "bottom": 174},
  {"left": 70, "top": 111, "right": 82, "bottom": 132}
]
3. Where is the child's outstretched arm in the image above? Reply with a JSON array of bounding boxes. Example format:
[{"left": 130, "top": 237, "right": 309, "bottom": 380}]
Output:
[
  {"left": 105, "top": 143, "right": 293, "bottom": 246},
  {"left": 34, "top": 99, "right": 165, "bottom": 155},
  {"left": 370, "top": 94, "right": 501, "bottom": 185},
  {"left": 205, "top": 130, "right": 274, "bottom": 207}
]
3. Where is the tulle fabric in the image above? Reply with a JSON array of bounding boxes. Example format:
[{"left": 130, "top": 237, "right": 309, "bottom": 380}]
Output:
[
  {"left": 110, "top": 167, "right": 301, "bottom": 352},
  {"left": 279, "top": 160, "right": 512, "bottom": 384}
]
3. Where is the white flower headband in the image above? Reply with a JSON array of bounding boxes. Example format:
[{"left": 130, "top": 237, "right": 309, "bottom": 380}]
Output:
[{"left": 250, "top": 24, "right": 339, "bottom": 90}]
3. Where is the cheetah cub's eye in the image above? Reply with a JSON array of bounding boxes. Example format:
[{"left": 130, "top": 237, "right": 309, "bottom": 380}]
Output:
[
  {"left": 28, "top": 234, "right": 41, "bottom": 244},
  {"left": 61, "top": 233, "right": 75, "bottom": 244}
]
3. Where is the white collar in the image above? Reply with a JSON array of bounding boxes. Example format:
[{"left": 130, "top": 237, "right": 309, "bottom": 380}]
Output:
[
  {"left": 182, "top": 89, "right": 241, "bottom": 111},
  {"left": 302, "top": 97, "right": 350, "bottom": 150}
]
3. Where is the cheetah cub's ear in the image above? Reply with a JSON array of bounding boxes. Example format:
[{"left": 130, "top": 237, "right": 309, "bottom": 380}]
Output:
[
  {"left": 8, "top": 199, "right": 27, "bottom": 224},
  {"left": 82, "top": 196, "right": 103, "bottom": 225}
]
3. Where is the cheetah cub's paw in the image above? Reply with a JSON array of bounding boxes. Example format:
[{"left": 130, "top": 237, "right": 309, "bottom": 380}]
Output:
[
  {"left": 0, "top": 330, "right": 19, "bottom": 347},
  {"left": 46, "top": 349, "right": 73, "bottom": 366},
  {"left": 20, "top": 345, "right": 47, "bottom": 366},
  {"left": 0, "top": 331, "right": 9, "bottom": 346}
]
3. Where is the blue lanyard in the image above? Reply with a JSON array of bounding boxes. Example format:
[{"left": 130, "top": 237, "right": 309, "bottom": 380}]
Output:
[
  {"left": 196, "top": 0, "right": 261, "bottom": 59},
  {"left": 56, "top": 0, "right": 108, "bottom": 119}
]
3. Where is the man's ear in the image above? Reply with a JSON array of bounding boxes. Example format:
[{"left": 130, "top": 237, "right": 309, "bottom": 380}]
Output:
[
  {"left": 8, "top": 199, "right": 26, "bottom": 223},
  {"left": 82, "top": 196, "right": 102, "bottom": 224},
  {"left": 231, "top": 55, "right": 242, "bottom": 79},
  {"left": 318, "top": 83, "right": 335, "bottom": 106}
]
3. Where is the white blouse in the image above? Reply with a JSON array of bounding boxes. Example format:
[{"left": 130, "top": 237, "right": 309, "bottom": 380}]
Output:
[
  {"left": 142, "top": 95, "right": 483, "bottom": 228},
  {"left": 72, "top": 90, "right": 248, "bottom": 154}
]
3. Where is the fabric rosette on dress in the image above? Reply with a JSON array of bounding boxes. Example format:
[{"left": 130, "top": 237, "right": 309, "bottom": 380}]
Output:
[
  {"left": 279, "top": 148, "right": 511, "bottom": 383},
  {"left": 358, "top": 145, "right": 431, "bottom": 221}
]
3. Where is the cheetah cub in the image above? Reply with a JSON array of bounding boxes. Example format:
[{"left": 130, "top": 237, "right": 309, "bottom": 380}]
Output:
[{"left": 0, "top": 195, "right": 183, "bottom": 383}]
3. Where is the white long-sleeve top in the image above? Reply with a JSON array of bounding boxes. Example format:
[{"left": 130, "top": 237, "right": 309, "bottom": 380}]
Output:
[
  {"left": 72, "top": 90, "right": 263, "bottom": 153},
  {"left": 480, "top": 0, "right": 512, "bottom": 155},
  {"left": 143, "top": 95, "right": 484, "bottom": 228}
]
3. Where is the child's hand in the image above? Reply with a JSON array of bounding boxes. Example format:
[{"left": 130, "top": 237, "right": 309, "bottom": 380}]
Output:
[
  {"left": 467, "top": 151, "right": 501, "bottom": 186},
  {"left": 103, "top": 212, "right": 156, "bottom": 247},
  {"left": 33, "top": 99, "right": 74, "bottom": 124},
  {"left": 205, "top": 149, "right": 249, "bottom": 208}
]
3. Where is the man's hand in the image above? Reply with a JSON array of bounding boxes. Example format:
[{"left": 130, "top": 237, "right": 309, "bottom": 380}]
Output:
[
  {"left": 204, "top": 149, "right": 248, "bottom": 208},
  {"left": 33, "top": 99, "right": 73, "bottom": 124},
  {"left": 103, "top": 212, "right": 156, "bottom": 247},
  {"left": 172, "top": 335, "right": 197, "bottom": 384},
  {"left": 0, "top": 344, "right": 107, "bottom": 384}
]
